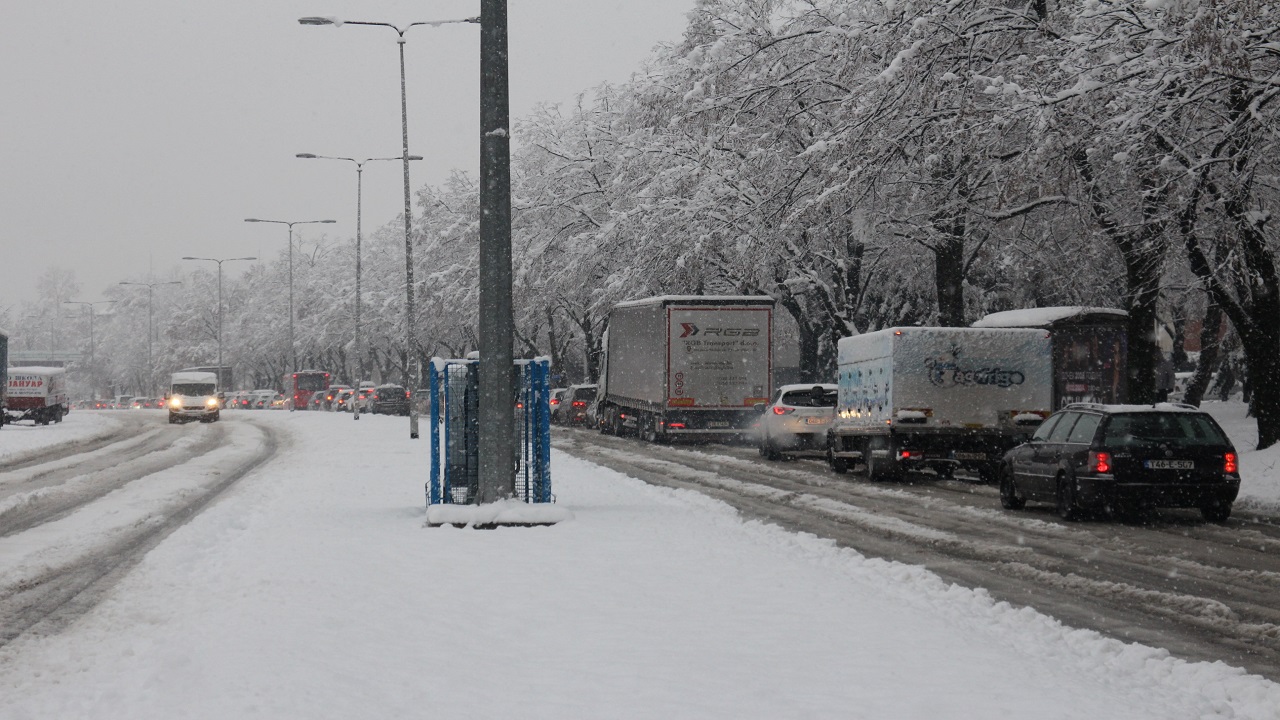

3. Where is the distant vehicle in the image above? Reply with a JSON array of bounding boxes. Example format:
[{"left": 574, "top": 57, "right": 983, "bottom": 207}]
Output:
[
  {"left": 561, "top": 384, "right": 597, "bottom": 427},
  {"left": 332, "top": 388, "right": 356, "bottom": 412},
  {"left": 113, "top": 394, "right": 134, "bottom": 410},
  {"left": 0, "top": 329, "right": 7, "bottom": 426},
  {"left": 827, "top": 327, "right": 1053, "bottom": 481},
  {"left": 283, "top": 370, "right": 331, "bottom": 410},
  {"left": 323, "top": 384, "right": 352, "bottom": 410},
  {"left": 548, "top": 387, "right": 571, "bottom": 425},
  {"left": 1000, "top": 403, "right": 1240, "bottom": 522},
  {"left": 269, "top": 393, "right": 286, "bottom": 409},
  {"left": 371, "top": 384, "right": 410, "bottom": 416},
  {"left": 353, "top": 384, "right": 376, "bottom": 413},
  {"left": 168, "top": 371, "right": 220, "bottom": 424},
  {"left": 4, "top": 366, "right": 69, "bottom": 426},
  {"left": 755, "top": 384, "right": 838, "bottom": 461},
  {"left": 248, "top": 389, "right": 275, "bottom": 409},
  {"left": 595, "top": 295, "right": 775, "bottom": 441}
]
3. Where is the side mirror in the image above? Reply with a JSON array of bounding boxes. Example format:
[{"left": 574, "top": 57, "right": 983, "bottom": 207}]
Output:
[{"left": 753, "top": 403, "right": 767, "bottom": 415}]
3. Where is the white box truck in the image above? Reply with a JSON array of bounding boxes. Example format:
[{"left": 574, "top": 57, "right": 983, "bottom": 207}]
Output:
[
  {"left": 168, "top": 370, "right": 221, "bottom": 424},
  {"left": 4, "top": 366, "right": 69, "bottom": 426},
  {"left": 596, "top": 295, "right": 774, "bottom": 441},
  {"left": 827, "top": 327, "right": 1052, "bottom": 480}
]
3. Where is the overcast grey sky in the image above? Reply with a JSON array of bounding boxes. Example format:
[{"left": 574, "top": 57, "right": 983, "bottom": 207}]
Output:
[{"left": 0, "top": 1, "right": 693, "bottom": 310}]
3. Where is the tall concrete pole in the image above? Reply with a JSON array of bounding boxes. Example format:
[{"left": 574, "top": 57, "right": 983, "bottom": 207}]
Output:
[{"left": 478, "top": 0, "right": 515, "bottom": 502}]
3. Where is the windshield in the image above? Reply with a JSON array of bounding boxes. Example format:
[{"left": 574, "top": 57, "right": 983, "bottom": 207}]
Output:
[
  {"left": 1102, "top": 413, "right": 1229, "bottom": 448},
  {"left": 172, "top": 383, "right": 215, "bottom": 396}
]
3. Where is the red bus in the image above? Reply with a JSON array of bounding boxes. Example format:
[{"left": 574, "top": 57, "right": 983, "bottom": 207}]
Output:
[{"left": 283, "top": 370, "right": 331, "bottom": 410}]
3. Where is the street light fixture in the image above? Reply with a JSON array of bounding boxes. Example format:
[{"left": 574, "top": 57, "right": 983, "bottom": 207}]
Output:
[
  {"left": 180, "top": 258, "right": 255, "bottom": 389},
  {"left": 300, "top": 13, "right": 478, "bottom": 440},
  {"left": 243, "top": 218, "right": 335, "bottom": 376},
  {"left": 64, "top": 299, "right": 117, "bottom": 397},
  {"left": 296, "top": 152, "right": 422, "bottom": 417},
  {"left": 119, "top": 280, "right": 182, "bottom": 395}
]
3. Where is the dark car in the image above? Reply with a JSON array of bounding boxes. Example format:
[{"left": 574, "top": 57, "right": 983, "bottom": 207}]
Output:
[
  {"left": 999, "top": 403, "right": 1240, "bottom": 522},
  {"left": 372, "top": 384, "right": 410, "bottom": 416}
]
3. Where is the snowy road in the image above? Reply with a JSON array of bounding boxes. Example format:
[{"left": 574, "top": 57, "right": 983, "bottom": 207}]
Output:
[
  {"left": 0, "top": 413, "right": 277, "bottom": 648},
  {"left": 555, "top": 427, "right": 1280, "bottom": 681}
]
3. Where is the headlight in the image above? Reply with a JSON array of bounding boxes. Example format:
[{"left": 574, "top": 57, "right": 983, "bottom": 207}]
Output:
[
  {"left": 206, "top": 397, "right": 219, "bottom": 407},
  {"left": 170, "top": 397, "right": 182, "bottom": 408}
]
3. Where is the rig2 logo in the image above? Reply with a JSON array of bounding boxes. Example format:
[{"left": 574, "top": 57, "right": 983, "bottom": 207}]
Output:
[{"left": 679, "top": 323, "right": 760, "bottom": 338}]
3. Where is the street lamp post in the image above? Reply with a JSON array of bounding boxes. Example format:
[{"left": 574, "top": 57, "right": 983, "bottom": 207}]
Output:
[
  {"left": 300, "top": 14, "right": 478, "bottom": 439},
  {"left": 119, "top": 280, "right": 182, "bottom": 395},
  {"left": 64, "top": 300, "right": 117, "bottom": 398},
  {"left": 296, "top": 152, "right": 422, "bottom": 416},
  {"left": 180, "top": 258, "right": 255, "bottom": 389},
  {"left": 243, "top": 218, "right": 335, "bottom": 381}
]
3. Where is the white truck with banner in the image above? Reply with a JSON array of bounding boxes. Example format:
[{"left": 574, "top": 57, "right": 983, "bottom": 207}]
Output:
[
  {"left": 596, "top": 295, "right": 774, "bottom": 441},
  {"left": 827, "top": 327, "right": 1053, "bottom": 480},
  {"left": 4, "top": 366, "right": 69, "bottom": 426},
  {"left": 168, "top": 370, "right": 221, "bottom": 424}
]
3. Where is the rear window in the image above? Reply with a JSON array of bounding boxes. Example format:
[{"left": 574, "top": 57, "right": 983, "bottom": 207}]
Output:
[
  {"left": 1102, "top": 413, "right": 1229, "bottom": 448},
  {"left": 573, "top": 387, "right": 597, "bottom": 402},
  {"left": 1067, "top": 414, "right": 1102, "bottom": 444},
  {"left": 1047, "top": 413, "right": 1080, "bottom": 442},
  {"left": 781, "top": 388, "right": 837, "bottom": 408}
]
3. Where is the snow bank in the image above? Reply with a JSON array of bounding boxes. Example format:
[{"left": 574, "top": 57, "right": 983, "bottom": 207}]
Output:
[
  {"left": 0, "top": 410, "right": 122, "bottom": 465},
  {"left": 1203, "top": 401, "right": 1280, "bottom": 510}
]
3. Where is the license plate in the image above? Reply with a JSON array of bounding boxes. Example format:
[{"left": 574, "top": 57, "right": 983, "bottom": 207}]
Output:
[
  {"left": 805, "top": 417, "right": 828, "bottom": 425},
  {"left": 1144, "top": 459, "right": 1195, "bottom": 470},
  {"left": 954, "top": 452, "right": 986, "bottom": 461},
  {"left": 707, "top": 421, "right": 730, "bottom": 428}
]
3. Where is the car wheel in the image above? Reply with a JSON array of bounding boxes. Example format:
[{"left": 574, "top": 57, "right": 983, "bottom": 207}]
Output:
[
  {"left": 999, "top": 464, "right": 1026, "bottom": 510},
  {"left": 764, "top": 435, "right": 782, "bottom": 461},
  {"left": 1200, "top": 500, "right": 1232, "bottom": 523},
  {"left": 1055, "top": 472, "right": 1079, "bottom": 521}
]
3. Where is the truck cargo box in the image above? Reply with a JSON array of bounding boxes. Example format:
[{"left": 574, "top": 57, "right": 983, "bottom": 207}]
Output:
[
  {"left": 829, "top": 327, "right": 1053, "bottom": 479},
  {"left": 598, "top": 295, "right": 774, "bottom": 439}
]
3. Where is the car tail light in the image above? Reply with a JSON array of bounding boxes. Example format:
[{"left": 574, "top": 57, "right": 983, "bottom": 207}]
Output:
[
  {"left": 1090, "top": 451, "right": 1111, "bottom": 473},
  {"left": 1224, "top": 453, "right": 1238, "bottom": 474},
  {"left": 898, "top": 450, "right": 912, "bottom": 459},
  {"left": 772, "top": 406, "right": 794, "bottom": 415},
  {"left": 572, "top": 401, "right": 586, "bottom": 408},
  {"left": 550, "top": 399, "right": 560, "bottom": 406},
  {"left": 668, "top": 422, "right": 686, "bottom": 429}
]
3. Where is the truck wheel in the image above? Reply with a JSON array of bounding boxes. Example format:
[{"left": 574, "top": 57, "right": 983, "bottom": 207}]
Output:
[{"left": 828, "top": 448, "right": 849, "bottom": 474}]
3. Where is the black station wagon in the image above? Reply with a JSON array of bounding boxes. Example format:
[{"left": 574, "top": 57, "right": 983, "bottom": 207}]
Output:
[{"left": 999, "top": 403, "right": 1240, "bottom": 522}]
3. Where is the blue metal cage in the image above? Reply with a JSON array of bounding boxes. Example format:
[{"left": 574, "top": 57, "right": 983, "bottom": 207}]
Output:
[{"left": 427, "top": 357, "right": 552, "bottom": 505}]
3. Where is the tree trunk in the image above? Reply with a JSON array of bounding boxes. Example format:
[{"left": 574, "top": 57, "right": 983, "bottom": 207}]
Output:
[
  {"left": 934, "top": 229, "right": 966, "bottom": 327},
  {"left": 1183, "top": 303, "right": 1223, "bottom": 407}
]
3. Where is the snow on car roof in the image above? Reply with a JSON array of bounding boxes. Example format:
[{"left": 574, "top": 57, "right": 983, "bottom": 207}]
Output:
[
  {"left": 1064, "top": 402, "right": 1207, "bottom": 414},
  {"left": 7, "top": 366, "right": 67, "bottom": 375},
  {"left": 972, "top": 306, "right": 1127, "bottom": 328}
]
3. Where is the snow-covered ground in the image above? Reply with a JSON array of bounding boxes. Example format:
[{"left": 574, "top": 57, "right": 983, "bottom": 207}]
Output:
[
  {"left": 1, "top": 410, "right": 1278, "bottom": 719},
  {"left": 0, "top": 410, "right": 123, "bottom": 465},
  {"left": 1202, "top": 400, "right": 1280, "bottom": 510}
]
